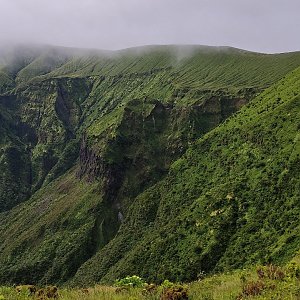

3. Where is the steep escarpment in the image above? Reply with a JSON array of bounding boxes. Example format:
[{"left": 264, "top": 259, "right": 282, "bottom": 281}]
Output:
[
  {"left": 0, "top": 94, "right": 32, "bottom": 211},
  {"left": 0, "top": 44, "right": 300, "bottom": 285},
  {"left": 73, "top": 66, "right": 300, "bottom": 285},
  {"left": 0, "top": 76, "right": 93, "bottom": 211}
]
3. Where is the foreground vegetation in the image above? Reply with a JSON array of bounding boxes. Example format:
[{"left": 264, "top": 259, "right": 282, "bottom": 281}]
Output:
[{"left": 1, "top": 259, "right": 300, "bottom": 299}]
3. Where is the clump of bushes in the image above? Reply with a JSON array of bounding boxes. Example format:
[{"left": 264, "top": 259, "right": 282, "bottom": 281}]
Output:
[
  {"left": 237, "top": 280, "right": 266, "bottom": 299},
  {"left": 114, "top": 276, "right": 189, "bottom": 299},
  {"left": 160, "top": 280, "right": 189, "bottom": 300},
  {"left": 160, "top": 286, "right": 188, "bottom": 300},
  {"left": 15, "top": 285, "right": 58, "bottom": 299},
  {"left": 256, "top": 264, "right": 285, "bottom": 280},
  {"left": 35, "top": 286, "right": 58, "bottom": 299},
  {"left": 115, "top": 275, "right": 146, "bottom": 288},
  {"left": 237, "top": 263, "right": 300, "bottom": 299},
  {"left": 16, "top": 285, "right": 37, "bottom": 296}
]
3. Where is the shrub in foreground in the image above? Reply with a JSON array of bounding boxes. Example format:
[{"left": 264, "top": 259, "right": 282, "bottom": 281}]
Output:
[
  {"left": 160, "top": 280, "right": 189, "bottom": 300},
  {"left": 115, "top": 275, "right": 146, "bottom": 288}
]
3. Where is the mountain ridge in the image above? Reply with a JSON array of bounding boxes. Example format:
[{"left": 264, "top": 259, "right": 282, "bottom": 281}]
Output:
[{"left": 0, "top": 44, "right": 300, "bottom": 285}]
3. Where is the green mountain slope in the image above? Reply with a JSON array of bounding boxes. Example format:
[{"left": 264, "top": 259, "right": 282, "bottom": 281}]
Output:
[
  {"left": 0, "top": 44, "right": 290, "bottom": 213},
  {"left": 0, "top": 44, "right": 300, "bottom": 285},
  {"left": 73, "top": 66, "right": 300, "bottom": 285}
]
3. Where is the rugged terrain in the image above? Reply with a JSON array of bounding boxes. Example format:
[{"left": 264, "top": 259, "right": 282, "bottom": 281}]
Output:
[{"left": 0, "top": 44, "right": 300, "bottom": 286}]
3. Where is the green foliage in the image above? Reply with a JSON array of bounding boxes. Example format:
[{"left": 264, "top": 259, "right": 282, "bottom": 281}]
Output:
[
  {"left": 161, "top": 280, "right": 175, "bottom": 289},
  {"left": 74, "top": 66, "right": 300, "bottom": 285},
  {"left": 115, "top": 276, "right": 146, "bottom": 288},
  {"left": 0, "top": 262, "right": 300, "bottom": 299},
  {"left": 286, "top": 262, "right": 300, "bottom": 279},
  {"left": 0, "top": 143, "right": 31, "bottom": 211},
  {"left": 1, "top": 44, "right": 300, "bottom": 287},
  {"left": 159, "top": 281, "right": 189, "bottom": 300}
]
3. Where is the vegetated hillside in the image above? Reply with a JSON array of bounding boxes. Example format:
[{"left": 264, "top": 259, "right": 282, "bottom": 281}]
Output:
[
  {"left": 1, "top": 44, "right": 300, "bottom": 212},
  {"left": 72, "top": 66, "right": 300, "bottom": 285},
  {"left": 0, "top": 44, "right": 299, "bottom": 285}
]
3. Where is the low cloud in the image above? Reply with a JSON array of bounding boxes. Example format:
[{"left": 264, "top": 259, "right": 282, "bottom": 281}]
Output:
[{"left": 0, "top": 0, "right": 299, "bottom": 53}]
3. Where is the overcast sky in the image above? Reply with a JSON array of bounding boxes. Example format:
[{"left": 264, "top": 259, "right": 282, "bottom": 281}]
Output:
[{"left": 0, "top": 0, "right": 299, "bottom": 53}]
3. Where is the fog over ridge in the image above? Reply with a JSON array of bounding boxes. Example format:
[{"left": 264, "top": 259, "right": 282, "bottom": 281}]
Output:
[{"left": 0, "top": 0, "right": 299, "bottom": 54}]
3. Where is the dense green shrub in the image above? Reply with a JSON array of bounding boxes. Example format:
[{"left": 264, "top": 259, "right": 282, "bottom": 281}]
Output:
[{"left": 115, "top": 275, "right": 146, "bottom": 288}]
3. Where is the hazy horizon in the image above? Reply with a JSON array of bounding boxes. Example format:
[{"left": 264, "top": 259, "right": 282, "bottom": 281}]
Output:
[{"left": 1, "top": 0, "right": 300, "bottom": 54}]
